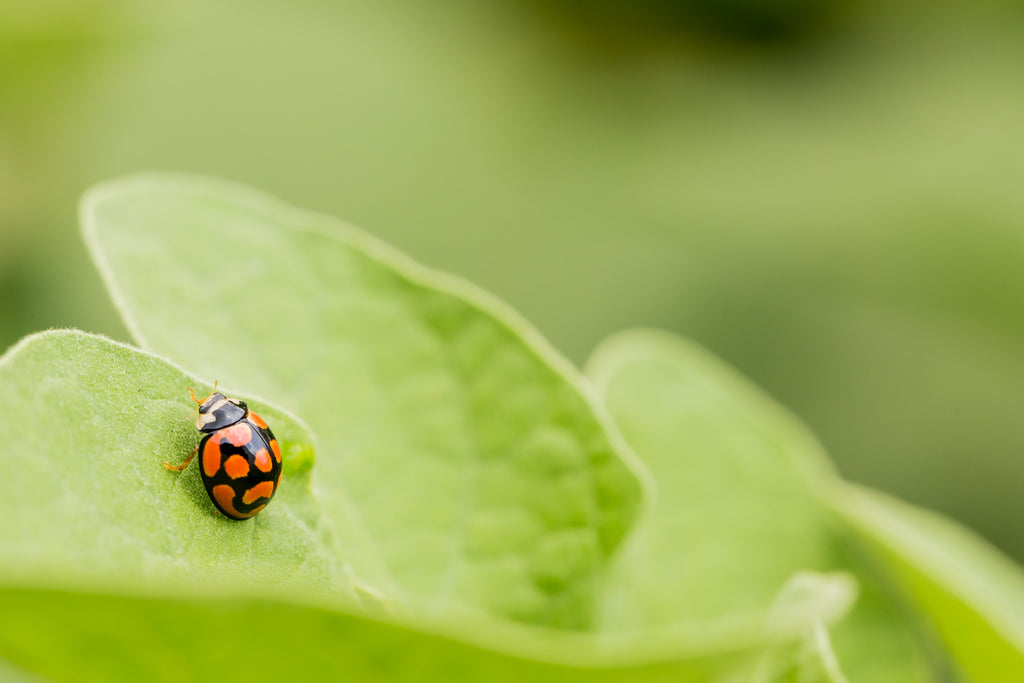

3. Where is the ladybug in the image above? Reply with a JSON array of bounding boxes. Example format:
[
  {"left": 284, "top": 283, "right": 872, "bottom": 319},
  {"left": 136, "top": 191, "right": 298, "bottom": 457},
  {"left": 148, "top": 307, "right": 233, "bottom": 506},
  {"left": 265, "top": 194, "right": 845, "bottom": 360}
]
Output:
[{"left": 164, "top": 385, "right": 282, "bottom": 520}]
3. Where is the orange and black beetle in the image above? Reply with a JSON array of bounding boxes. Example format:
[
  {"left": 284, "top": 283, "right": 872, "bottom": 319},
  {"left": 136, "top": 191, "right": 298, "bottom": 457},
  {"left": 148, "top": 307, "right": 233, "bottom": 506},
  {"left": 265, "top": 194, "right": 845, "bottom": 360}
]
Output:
[{"left": 165, "top": 387, "right": 282, "bottom": 520}]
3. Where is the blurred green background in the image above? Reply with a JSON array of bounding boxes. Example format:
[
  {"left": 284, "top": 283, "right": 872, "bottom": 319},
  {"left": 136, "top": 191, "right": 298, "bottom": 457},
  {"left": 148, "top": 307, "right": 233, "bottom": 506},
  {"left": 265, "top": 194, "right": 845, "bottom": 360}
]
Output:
[{"left": 3, "top": 0, "right": 1024, "bottom": 564}]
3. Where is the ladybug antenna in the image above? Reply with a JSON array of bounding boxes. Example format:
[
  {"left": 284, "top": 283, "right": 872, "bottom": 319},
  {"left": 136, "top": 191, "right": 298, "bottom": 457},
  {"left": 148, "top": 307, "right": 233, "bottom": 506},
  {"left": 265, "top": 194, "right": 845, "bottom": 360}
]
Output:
[{"left": 188, "top": 381, "right": 219, "bottom": 407}]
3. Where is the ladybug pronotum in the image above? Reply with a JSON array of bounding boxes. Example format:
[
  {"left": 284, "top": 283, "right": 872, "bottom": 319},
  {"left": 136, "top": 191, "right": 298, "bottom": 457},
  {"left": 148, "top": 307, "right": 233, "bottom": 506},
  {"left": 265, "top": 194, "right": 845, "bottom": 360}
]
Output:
[{"left": 164, "top": 386, "right": 283, "bottom": 520}]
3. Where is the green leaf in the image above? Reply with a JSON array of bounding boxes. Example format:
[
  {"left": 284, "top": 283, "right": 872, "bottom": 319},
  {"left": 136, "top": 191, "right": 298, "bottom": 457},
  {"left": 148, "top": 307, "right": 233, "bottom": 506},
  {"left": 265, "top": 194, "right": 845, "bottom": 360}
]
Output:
[
  {"left": 585, "top": 329, "right": 933, "bottom": 681},
  {"left": 0, "top": 330, "right": 344, "bottom": 598},
  {"left": 0, "top": 331, "right": 843, "bottom": 682},
  {"left": 0, "top": 585, "right": 829, "bottom": 683},
  {"left": 81, "top": 173, "right": 644, "bottom": 628},
  {"left": 586, "top": 330, "right": 839, "bottom": 628},
  {"left": 836, "top": 484, "right": 1024, "bottom": 682}
]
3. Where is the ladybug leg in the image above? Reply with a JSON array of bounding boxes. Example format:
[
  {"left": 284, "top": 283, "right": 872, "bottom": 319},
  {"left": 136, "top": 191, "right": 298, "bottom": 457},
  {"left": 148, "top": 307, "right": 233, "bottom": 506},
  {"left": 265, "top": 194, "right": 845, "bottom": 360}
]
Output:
[{"left": 164, "top": 445, "right": 200, "bottom": 472}]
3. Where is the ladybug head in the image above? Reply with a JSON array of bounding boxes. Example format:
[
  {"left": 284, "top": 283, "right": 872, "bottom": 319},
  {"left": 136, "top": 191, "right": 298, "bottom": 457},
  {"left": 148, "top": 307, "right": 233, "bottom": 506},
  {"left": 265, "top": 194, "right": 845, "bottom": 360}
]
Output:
[{"left": 196, "top": 392, "right": 249, "bottom": 433}]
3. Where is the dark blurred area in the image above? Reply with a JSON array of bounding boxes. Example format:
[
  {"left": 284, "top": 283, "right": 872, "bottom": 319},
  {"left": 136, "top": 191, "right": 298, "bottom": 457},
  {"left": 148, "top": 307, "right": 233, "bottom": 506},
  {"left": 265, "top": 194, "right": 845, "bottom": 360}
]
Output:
[
  {"left": 530, "top": 0, "right": 847, "bottom": 48},
  {"left": 4, "top": 0, "right": 1024, "bottom": 563}
]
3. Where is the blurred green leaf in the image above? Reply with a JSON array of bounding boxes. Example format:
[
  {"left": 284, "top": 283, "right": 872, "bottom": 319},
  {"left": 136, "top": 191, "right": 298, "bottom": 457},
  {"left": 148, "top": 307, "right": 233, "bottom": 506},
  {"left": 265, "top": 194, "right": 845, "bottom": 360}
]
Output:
[
  {"left": 586, "top": 330, "right": 837, "bottom": 628},
  {"left": 836, "top": 484, "right": 1024, "bottom": 682},
  {"left": 586, "top": 329, "right": 932, "bottom": 681},
  {"left": 81, "top": 173, "right": 644, "bottom": 629},
  {"left": 0, "top": 331, "right": 857, "bottom": 682},
  {"left": 0, "top": 330, "right": 342, "bottom": 597},
  {"left": 0, "top": 584, "right": 844, "bottom": 683}
]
